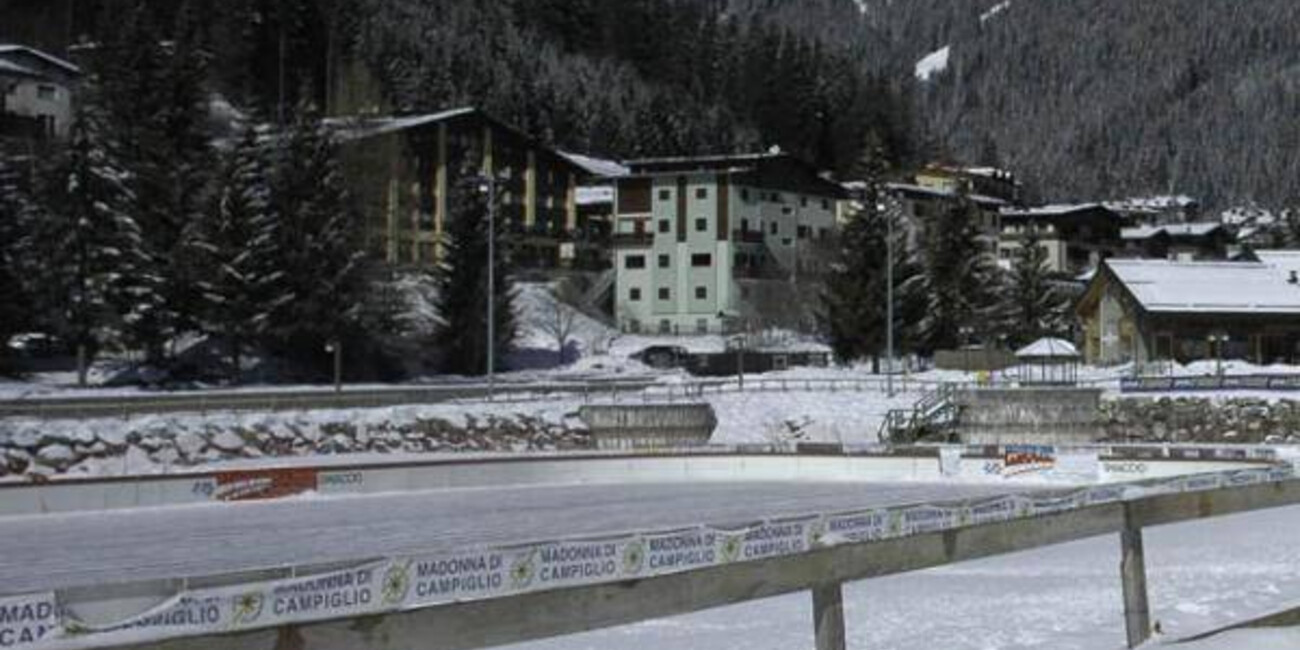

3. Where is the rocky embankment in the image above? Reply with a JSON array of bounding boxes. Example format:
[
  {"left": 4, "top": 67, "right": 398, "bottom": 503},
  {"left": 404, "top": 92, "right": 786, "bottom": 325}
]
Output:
[
  {"left": 1103, "top": 397, "right": 1300, "bottom": 444},
  {"left": 0, "top": 412, "right": 591, "bottom": 480}
]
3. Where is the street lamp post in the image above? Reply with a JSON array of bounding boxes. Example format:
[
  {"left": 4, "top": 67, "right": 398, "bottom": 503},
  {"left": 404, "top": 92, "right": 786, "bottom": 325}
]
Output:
[
  {"left": 477, "top": 174, "right": 499, "bottom": 401},
  {"left": 1208, "top": 333, "right": 1229, "bottom": 379},
  {"left": 877, "top": 197, "right": 897, "bottom": 398},
  {"left": 324, "top": 340, "right": 342, "bottom": 394}
]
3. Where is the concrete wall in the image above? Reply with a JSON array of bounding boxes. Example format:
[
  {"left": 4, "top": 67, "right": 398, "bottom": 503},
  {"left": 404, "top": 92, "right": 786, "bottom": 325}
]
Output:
[{"left": 957, "top": 388, "right": 1105, "bottom": 445}]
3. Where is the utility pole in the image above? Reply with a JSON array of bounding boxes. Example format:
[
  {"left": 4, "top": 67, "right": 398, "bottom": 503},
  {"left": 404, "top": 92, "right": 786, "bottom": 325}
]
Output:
[
  {"left": 485, "top": 175, "right": 497, "bottom": 400},
  {"left": 884, "top": 196, "right": 896, "bottom": 398}
]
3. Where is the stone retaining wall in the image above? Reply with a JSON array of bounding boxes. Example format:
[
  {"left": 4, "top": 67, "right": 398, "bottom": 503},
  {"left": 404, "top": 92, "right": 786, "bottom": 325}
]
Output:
[
  {"left": 0, "top": 413, "right": 592, "bottom": 480},
  {"left": 1102, "top": 397, "right": 1300, "bottom": 443}
]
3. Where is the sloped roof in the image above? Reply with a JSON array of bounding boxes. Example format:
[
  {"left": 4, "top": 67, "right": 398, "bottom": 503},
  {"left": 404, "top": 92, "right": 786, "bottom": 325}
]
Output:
[
  {"left": 1123, "top": 222, "right": 1223, "bottom": 240},
  {"left": 883, "top": 182, "right": 1008, "bottom": 208},
  {"left": 1015, "top": 338, "right": 1080, "bottom": 359},
  {"left": 1002, "top": 203, "right": 1112, "bottom": 218},
  {"left": 560, "top": 151, "right": 629, "bottom": 178},
  {"left": 0, "top": 58, "right": 38, "bottom": 78},
  {"left": 0, "top": 44, "right": 81, "bottom": 75},
  {"left": 1106, "top": 259, "right": 1300, "bottom": 314}
]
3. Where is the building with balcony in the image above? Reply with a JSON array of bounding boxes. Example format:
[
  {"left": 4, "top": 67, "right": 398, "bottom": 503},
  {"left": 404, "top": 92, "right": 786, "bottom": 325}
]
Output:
[
  {"left": 611, "top": 152, "right": 846, "bottom": 335},
  {"left": 998, "top": 203, "right": 1125, "bottom": 276},
  {"left": 0, "top": 44, "right": 80, "bottom": 142},
  {"left": 330, "top": 107, "right": 589, "bottom": 269}
]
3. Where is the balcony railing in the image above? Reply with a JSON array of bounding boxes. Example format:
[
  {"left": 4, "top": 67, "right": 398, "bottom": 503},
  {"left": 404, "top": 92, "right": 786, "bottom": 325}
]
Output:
[
  {"left": 732, "top": 229, "right": 765, "bottom": 244},
  {"left": 612, "top": 232, "right": 655, "bottom": 248}
]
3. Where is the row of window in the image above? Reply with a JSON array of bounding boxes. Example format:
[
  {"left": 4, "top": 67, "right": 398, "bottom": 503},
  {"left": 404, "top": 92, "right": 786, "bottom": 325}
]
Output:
[
  {"left": 624, "top": 253, "right": 713, "bottom": 269},
  {"left": 654, "top": 186, "right": 833, "bottom": 211},
  {"left": 628, "top": 286, "right": 710, "bottom": 301},
  {"left": 624, "top": 319, "right": 713, "bottom": 335}
]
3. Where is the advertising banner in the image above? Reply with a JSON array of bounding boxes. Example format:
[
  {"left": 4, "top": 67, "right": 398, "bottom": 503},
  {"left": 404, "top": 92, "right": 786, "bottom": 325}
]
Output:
[{"left": 0, "top": 593, "right": 58, "bottom": 648}]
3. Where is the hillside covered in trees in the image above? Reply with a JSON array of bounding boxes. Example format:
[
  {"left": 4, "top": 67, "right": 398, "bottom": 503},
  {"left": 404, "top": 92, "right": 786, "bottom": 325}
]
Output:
[
  {"left": 6, "top": 0, "right": 1300, "bottom": 208},
  {"left": 858, "top": 0, "right": 1300, "bottom": 210}
]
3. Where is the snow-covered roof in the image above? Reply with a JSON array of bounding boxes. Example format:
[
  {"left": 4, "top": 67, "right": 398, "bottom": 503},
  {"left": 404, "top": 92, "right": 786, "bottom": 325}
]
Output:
[
  {"left": 0, "top": 44, "right": 81, "bottom": 75},
  {"left": 327, "top": 107, "right": 477, "bottom": 141},
  {"left": 1106, "top": 259, "right": 1300, "bottom": 315},
  {"left": 1122, "top": 222, "right": 1223, "bottom": 241},
  {"left": 1002, "top": 203, "right": 1112, "bottom": 218},
  {"left": 576, "top": 186, "right": 613, "bottom": 206},
  {"left": 560, "top": 151, "right": 629, "bottom": 178},
  {"left": 1015, "top": 338, "right": 1080, "bottom": 359},
  {"left": 884, "top": 182, "right": 1008, "bottom": 207}
]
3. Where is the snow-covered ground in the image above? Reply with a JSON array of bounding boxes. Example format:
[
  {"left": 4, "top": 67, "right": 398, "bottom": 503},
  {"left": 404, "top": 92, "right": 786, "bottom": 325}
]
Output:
[{"left": 505, "top": 505, "right": 1300, "bottom": 650}]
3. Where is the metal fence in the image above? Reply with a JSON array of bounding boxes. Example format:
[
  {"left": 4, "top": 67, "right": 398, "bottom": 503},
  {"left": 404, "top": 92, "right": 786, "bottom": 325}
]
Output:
[{"left": 1120, "top": 374, "right": 1300, "bottom": 393}]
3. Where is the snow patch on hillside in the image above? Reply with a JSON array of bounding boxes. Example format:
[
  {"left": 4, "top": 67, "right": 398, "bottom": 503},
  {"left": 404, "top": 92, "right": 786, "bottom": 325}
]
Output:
[
  {"left": 980, "top": 1, "right": 1011, "bottom": 23},
  {"left": 915, "top": 46, "right": 951, "bottom": 82}
]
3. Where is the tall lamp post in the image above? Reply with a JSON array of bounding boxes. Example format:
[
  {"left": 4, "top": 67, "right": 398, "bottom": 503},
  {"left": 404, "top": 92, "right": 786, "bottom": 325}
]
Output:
[
  {"left": 477, "top": 174, "right": 499, "bottom": 400},
  {"left": 1208, "top": 333, "right": 1229, "bottom": 379},
  {"left": 877, "top": 197, "right": 897, "bottom": 398},
  {"left": 324, "top": 339, "right": 342, "bottom": 394}
]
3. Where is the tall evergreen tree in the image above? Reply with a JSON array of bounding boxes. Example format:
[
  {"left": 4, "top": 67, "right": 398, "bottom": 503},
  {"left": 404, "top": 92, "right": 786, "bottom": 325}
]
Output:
[
  {"left": 821, "top": 134, "right": 918, "bottom": 367},
  {"left": 1000, "top": 229, "right": 1070, "bottom": 347},
  {"left": 268, "top": 107, "right": 367, "bottom": 376},
  {"left": 0, "top": 151, "right": 34, "bottom": 375},
  {"left": 917, "top": 190, "right": 999, "bottom": 353},
  {"left": 38, "top": 106, "right": 155, "bottom": 386},
  {"left": 434, "top": 167, "right": 517, "bottom": 376},
  {"left": 195, "top": 125, "right": 283, "bottom": 381},
  {"left": 96, "top": 1, "right": 216, "bottom": 364}
]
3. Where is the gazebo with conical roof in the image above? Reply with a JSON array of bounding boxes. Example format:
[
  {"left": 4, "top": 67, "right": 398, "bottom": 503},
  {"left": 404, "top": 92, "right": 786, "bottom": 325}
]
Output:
[{"left": 1015, "top": 337, "right": 1082, "bottom": 386}]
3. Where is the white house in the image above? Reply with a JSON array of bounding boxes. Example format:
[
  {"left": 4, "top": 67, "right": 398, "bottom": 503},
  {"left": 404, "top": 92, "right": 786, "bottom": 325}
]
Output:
[{"left": 0, "top": 44, "right": 81, "bottom": 140}]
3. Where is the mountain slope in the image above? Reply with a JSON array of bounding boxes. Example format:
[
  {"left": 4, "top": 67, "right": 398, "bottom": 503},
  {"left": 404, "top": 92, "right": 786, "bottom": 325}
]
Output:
[{"left": 866, "top": 0, "right": 1300, "bottom": 209}]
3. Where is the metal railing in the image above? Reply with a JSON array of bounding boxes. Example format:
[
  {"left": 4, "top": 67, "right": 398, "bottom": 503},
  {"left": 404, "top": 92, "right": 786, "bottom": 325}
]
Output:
[{"left": 1120, "top": 373, "right": 1300, "bottom": 393}]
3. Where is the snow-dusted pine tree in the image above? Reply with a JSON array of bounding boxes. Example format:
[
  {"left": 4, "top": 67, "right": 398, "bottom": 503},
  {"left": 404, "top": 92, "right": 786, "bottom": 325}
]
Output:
[
  {"left": 821, "top": 134, "right": 918, "bottom": 367},
  {"left": 1000, "top": 229, "right": 1070, "bottom": 347},
  {"left": 433, "top": 162, "right": 517, "bottom": 376},
  {"left": 917, "top": 188, "right": 999, "bottom": 353},
  {"left": 97, "top": 2, "right": 216, "bottom": 364},
  {"left": 195, "top": 125, "right": 283, "bottom": 381},
  {"left": 0, "top": 150, "right": 35, "bottom": 374},
  {"left": 268, "top": 107, "right": 367, "bottom": 376},
  {"left": 40, "top": 106, "right": 156, "bottom": 386}
]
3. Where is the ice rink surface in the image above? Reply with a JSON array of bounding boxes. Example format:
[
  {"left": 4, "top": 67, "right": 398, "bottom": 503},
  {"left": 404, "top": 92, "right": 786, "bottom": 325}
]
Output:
[{"left": 0, "top": 480, "right": 1040, "bottom": 594}]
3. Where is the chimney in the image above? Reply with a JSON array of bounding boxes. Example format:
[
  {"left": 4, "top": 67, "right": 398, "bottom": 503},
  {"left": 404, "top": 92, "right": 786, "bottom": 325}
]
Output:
[{"left": 1290, "top": 270, "right": 1298, "bottom": 285}]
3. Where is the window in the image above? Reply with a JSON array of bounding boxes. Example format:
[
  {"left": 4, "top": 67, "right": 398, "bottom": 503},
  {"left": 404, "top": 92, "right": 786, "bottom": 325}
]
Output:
[
  {"left": 797, "top": 225, "right": 810, "bottom": 239},
  {"left": 628, "top": 320, "right": 641, "bottom": 334},
  {"left": 696, "top": 319, "right": 709, "bottom": 334},
  {"left": 695, "top": 187, "right": 709, "bottom": 199},
  {"left": 741, "top": 189, "right": 750, "bottom": 201},
  {"left": 658, "top": 220, "right": 670, "bottom": 233},
  {"left": 741, "top": 218, "right": 750, "bottom": 232},
  {"left": 822, "top": 199, "right": 831, "bottom": 210},
  {"left": 782, "top": 207, "right": 793, "bottom": 216},
  {"left": 800, "top": 197, "right": 808, "bottom": 208},
  {"left": 625, "top": 255, "right": 646, "bottom": 269},
  {"left": 769, "top": 192, "right": 781, "bottom": 203},
  {"left": 629, "top": 287, "right": 642, "bottom": 301},
  {"left": 659, "top": 189, "right": 671, "bottom": 201},
  {"left": 695, "top": 286, "right": 708, "bottom": 300},
  {"left": 691, "top": 253, "right": 712, "bottom": 267},
  {"left": 769, "top": 222, "right": 778, "bottom": 235},
  {"left": 658, "top": 288, "right": 671, "bottom": 300},
  {"left": 37, "top": 84, "right": 56, "bottom": 100},
  {"left": 658, "top": 254, "right": 670, "bottom": 268},
  {"left": 695, "top": 218, "right": 707, "bottom": 232},
  {"left": 659, "top": 320, "right": 672, "bottom": 334}
]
